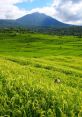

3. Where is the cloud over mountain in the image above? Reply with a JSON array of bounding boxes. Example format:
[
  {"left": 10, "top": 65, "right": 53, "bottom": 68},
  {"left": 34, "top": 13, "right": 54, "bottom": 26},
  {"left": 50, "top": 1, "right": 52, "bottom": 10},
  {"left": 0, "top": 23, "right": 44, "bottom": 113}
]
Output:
[{"left": 0, "top": 0, "right": 82, "bottom": 25}]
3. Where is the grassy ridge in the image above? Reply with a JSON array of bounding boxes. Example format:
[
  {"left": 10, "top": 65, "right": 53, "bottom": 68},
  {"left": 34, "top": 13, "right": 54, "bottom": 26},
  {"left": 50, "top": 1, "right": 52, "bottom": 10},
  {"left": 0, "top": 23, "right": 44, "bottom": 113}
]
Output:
[{"left": 0, "top": 33, "right": 82, "bottom": 116}]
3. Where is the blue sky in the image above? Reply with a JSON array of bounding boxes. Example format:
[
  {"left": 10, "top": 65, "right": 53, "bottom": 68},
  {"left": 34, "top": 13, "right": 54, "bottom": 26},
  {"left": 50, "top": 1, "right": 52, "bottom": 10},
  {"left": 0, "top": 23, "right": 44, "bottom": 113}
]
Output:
[{"left": 16, "top": 0, "right": 53, "bottom": 10}]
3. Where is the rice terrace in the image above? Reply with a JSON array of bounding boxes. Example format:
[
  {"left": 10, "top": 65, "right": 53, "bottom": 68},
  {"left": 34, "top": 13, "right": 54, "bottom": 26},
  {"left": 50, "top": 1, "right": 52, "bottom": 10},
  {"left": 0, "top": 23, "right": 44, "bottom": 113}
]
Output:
[
  {"left": 0, "top": 0, "right": 82, "bottom": 116},
  {"left": 0, "top": 28, "right": 82, "bottom": 117}
]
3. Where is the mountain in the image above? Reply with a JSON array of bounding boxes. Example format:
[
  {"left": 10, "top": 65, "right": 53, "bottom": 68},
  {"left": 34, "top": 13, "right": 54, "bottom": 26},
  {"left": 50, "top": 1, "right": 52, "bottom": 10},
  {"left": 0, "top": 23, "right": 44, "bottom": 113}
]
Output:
[
  {"left": 0, "top": 12, "right": 71, "bottom": 28},
  {"left": 16, "top": 12, "right": 70, "bottom": 28},
  {"left": 0, "top": 20, "right": 19, "bottom": 27}
]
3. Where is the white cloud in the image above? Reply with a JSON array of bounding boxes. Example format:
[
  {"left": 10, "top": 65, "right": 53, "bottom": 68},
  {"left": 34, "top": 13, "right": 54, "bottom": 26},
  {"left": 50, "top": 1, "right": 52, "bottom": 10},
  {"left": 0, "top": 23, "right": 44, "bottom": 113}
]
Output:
[
  {"left": 0, "top": 0, "right": 32, "bottom": 19},
  {"left": 51, "top": 0, "right": 82, "bottom": 25}
]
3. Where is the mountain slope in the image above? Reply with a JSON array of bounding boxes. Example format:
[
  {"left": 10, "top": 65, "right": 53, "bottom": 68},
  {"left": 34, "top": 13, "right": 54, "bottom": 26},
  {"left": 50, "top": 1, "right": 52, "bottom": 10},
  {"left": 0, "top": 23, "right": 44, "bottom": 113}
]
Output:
[
  {"left": 0, "top": 12, "right": 71, "bottom": 28},
  {"left": 0, "top": 20, "right": 19, "bottom": 27},
  {"left": 17, "top": 12, "right": 70, "bottom": 28}
]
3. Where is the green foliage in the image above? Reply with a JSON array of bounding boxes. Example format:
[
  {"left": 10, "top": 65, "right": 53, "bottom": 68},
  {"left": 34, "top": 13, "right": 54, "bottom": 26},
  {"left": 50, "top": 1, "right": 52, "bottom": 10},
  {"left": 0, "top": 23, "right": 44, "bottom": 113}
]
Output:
[{"left": 0, "top": 32, "right": 82, "bottom": 116}]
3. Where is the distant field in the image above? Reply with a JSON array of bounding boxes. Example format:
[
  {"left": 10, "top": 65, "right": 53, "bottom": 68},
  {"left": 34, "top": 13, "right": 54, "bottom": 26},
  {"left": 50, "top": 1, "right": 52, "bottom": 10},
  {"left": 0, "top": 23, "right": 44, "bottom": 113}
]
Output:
[
  {"left": 0, "top": 32, "right": 82, "bottom": 117},
  {"left": 0, "top": 33, "right": 82, "bottom": 57}
]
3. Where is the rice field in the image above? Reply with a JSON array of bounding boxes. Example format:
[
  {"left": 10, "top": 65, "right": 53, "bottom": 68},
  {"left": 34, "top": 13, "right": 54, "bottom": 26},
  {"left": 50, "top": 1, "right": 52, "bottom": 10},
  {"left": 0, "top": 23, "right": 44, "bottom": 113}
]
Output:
[{"left": 0, "top": 32, "right": 82, "bottom": 116}]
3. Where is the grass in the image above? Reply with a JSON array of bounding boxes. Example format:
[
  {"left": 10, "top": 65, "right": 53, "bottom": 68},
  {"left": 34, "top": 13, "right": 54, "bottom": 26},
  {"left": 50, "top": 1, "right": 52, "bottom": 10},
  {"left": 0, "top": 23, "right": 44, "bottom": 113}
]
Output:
[{"left": 0, "top": 32, "right": 82, "bottom": 116}]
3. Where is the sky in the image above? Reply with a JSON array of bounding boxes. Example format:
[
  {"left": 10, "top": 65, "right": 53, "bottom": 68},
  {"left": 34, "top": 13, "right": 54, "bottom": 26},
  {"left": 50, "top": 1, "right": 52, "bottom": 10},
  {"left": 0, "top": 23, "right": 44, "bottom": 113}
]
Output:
[{"left": 0, "top": 0, "right": 82, "bottom": 25}]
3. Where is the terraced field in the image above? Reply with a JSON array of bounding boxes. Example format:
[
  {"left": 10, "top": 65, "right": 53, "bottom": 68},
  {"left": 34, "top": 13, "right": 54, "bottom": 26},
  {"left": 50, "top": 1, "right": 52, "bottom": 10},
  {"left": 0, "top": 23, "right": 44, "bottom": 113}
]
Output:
[{"left": 0, "top": 33, "right": 82, "bottom": 117}]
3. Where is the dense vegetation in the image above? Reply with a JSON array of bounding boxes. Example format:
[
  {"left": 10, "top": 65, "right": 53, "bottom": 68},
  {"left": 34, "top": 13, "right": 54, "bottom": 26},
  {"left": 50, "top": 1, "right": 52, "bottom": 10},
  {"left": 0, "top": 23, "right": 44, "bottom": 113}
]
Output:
[
  {"left": 0, "top": 26, "right": 82, "bottom": 36},
  {"left": 0, "top": 31, "right": 82, "bottom": 117}
]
